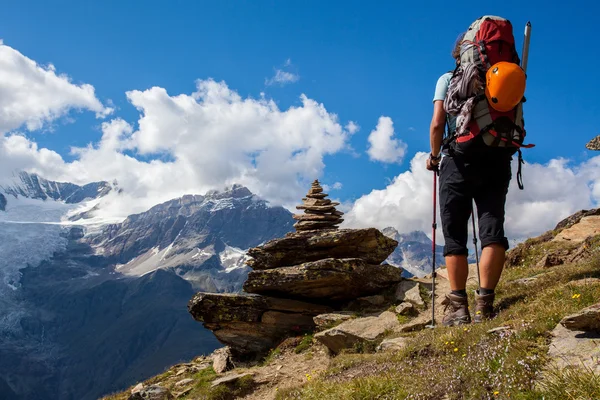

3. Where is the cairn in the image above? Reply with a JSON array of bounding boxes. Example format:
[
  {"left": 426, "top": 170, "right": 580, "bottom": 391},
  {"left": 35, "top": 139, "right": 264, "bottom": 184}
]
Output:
[{"left": 293, "top": 180, "right": 343, "bottom": 231}]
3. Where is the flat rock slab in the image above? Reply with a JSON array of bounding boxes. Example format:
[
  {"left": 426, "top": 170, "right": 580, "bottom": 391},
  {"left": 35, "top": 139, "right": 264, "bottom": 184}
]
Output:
[
  {"left": 211, "top": 372, "right": 254, "bottom": 388},
  {"left": 561, "top": 303, "right": 600, "bottom": 332},
  {"left": 188, "top": 293, "right": 331, "bottom": 355},
  {"left": 313, "top": 312, "right": 355, "bottom": 329},
  {"left": 243, "top": 258, "right": 402, "bottom": 301},
  {"left": 315, "top": 311, "right": 399, "bottom": 353},
  {"left": 394, "top": 315, "right": 432, "bottom": 333},
  {"left": 548, "top": 323, "right": 600, "bottom": 374},
  {"left": 377, "top": 337, "right": 409, "bottom": 353},
  {"left": 553, "top": 215, "right": 600, "bottom": 243},
  {"left": 246, "top": 228, "right": 398, "bottom": 270}
]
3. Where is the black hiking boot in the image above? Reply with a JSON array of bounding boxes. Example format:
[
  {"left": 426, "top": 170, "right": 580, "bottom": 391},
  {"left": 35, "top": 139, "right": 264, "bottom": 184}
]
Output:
[
  {"left": 441, "top": 293, "right": 471, "bottom": 326},
  {"left": 473, "top": 291, "right": 496, "bottom": 323}
]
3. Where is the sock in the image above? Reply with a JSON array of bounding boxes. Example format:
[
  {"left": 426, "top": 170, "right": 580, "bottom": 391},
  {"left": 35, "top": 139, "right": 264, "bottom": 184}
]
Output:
[
  {"left": 479, "top": 287, "right": 495, "bottom": 296},
  {"left": 451, "top": 289, "right": 467, "bottom": 297}
]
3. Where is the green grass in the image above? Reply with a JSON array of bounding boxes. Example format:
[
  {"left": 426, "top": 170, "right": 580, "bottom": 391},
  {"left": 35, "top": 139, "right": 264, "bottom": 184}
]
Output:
[
  {"left": 276, "top": 238, "right": 600, "bottom": 400},
  {"left": 295, "top": 334, "right": 314, "bottom": 354}
]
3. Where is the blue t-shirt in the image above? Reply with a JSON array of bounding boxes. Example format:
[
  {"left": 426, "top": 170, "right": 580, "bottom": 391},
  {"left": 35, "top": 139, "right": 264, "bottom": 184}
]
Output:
[{"left": 433, "top": 71, "right": 456, "bottom": 134}]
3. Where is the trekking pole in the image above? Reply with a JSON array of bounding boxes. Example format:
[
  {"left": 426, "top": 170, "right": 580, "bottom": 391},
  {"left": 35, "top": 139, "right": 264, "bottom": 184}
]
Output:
[
  {"left": 427, "top": 169, "right": 438, "bottom": 329},
  {"left": 471, "top": 204, "right": 481, "bottom": 287}
]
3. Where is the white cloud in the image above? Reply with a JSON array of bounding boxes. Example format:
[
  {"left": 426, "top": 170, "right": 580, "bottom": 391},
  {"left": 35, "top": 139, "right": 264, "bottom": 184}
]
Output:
[
  {"left": 322, "top": 182, "right": 343, "bottom": 192},
  {"left": 0, "top": 41, "right": 112, "bottom": 134},
  {"left": 2, "top": 78, "right": 356, "bottom": 219},
  {"left": 333, "top": 182, "right": 343, "bottom": 190},
  {"left": 345, "top": 151, "right": 600, "bottom": 244},
  {"left": 366, "top": 116, "right": 408, "bottom": 164},
  {"left": 265, "top": 69, "right": 299, "bottom": 86}
]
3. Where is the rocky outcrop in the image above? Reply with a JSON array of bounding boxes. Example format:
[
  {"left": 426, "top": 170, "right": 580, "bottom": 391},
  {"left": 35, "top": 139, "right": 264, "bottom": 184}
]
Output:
[
  {"left": 188, "top": 293, "right": 332, "bottom": 355},
  {"left": 246, "top": 228, "right": 398, "bottom": 270},
  {"left": 188, "top": 181, "right": 400, "bottom": 357},
  {"left": 243, "top": 258, "right": 402, "bottom": 301},
  {"left": 128, "top": 385, "right": 173, "bottom": 400},
  {"left": 560, "top": 303, "right": 600, "bottom": 332},
  {"left": 314, "top": 311, "right": 399, "bottom": 353}
]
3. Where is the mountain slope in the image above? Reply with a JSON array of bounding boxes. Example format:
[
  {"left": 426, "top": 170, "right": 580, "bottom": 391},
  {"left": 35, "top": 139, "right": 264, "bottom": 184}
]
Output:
[
  {"left": 383, "top": 227, "right": 445, "bottom": 277},
  {"left": 0, "top": 171, "right": 112, "bottom": 205},
  {"left": 87, "top": 184, "right": 295, "bottom": 291}
]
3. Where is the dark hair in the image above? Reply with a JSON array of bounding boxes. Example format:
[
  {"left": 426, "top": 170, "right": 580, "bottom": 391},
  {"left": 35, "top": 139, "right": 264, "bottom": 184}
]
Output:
[{"left": 452, "top": 32, "right": 466, "bottom": 62}]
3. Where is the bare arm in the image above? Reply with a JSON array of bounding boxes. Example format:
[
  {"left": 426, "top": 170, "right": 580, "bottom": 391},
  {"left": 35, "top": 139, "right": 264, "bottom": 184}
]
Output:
[{"left": 429, "top": 100, "right": 446, "bottom": 157}]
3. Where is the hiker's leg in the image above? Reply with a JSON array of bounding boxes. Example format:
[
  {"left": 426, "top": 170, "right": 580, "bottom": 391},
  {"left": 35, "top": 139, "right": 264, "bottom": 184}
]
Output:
[
  {"left": 474, "top": 157, "right": 511, "bottom": 291},
  {"left": 439, "top": 156, "right": 472, "bottom": 291},
  {"left": 478, "top": 243, "right": 506, "bottom": 290},
  {"left": 472, "top": 155, "right": 511, "bottom": 321}
]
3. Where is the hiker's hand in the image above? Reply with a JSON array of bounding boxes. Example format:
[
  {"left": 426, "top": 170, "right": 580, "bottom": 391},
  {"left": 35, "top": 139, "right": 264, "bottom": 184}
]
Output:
[{"left": 426, "top": 155, "right": 440, "bottom": 171}]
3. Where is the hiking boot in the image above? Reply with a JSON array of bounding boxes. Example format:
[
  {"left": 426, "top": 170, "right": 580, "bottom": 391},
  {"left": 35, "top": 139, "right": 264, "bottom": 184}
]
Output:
[
  {"left": 441, "top": 293, "right": 471, "bottom": 326},
  {"left": 474, "top": 291, "right": 496, "bottom": 323}
]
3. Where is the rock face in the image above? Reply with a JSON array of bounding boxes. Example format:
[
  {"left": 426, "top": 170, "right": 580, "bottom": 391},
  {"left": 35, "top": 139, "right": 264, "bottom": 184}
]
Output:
[
  {"left": 553, "top": 215, "right": 600, "bottom": 243},
  {"left": 188, "top": 181, "right": 400, "bottom": 357},
  {"left": 243, "top": 258, "right": 402, "bottom": 301},
  {"left": 246, "top": 228, "right": 398, "bottom": 270},
  {"left": 188, "top": 293, "right": 332, "bottom": 355},
  {"left": 293, "top": 180, "right": 343, "bottom": 231}
]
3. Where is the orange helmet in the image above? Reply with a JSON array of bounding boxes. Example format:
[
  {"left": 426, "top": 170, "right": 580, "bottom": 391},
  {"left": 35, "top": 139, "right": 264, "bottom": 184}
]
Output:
[{"left": 485, "top": 61, "right": 526, "bottom": 112}]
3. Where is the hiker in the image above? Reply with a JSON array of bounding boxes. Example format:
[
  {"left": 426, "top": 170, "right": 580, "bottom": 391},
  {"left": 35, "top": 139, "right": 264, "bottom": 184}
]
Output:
[{"left": 426, "top": 23, "right": 527, "bottom": 326}]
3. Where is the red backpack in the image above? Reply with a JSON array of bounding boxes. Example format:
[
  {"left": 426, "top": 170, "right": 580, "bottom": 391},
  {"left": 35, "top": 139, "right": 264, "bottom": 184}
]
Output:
[{"left": 443, "top": 16, "right": 534, "bottom": 188}]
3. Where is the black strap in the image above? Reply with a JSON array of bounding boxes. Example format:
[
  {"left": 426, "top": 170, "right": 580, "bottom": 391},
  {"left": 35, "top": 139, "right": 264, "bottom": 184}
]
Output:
[{"left": 517, "top": 149, "right": 524, "bottom": 190}]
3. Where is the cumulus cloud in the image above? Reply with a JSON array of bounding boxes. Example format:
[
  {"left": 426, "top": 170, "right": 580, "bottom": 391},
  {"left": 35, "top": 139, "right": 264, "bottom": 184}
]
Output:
[
  {"left": 366, "top": 116, "right": 408, "bottom": 164},
  {"left": 3, "top": 77, "right": 357, "bottom": 219},
  {"left": 345, "top": 152, "right": 600, "bottom": 243},
  {"left": 0, "top": 42, "right": 112, "bottom": 134}
]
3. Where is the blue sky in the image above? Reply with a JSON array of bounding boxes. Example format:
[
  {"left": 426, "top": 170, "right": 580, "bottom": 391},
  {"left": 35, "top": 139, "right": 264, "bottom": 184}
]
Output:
[{"left": 1, "top": 0, "right": 599, "bottom": 238}]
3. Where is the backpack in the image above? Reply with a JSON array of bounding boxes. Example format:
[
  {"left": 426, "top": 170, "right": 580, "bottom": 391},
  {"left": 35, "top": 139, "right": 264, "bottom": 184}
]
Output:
[{"left": 443, "top": 16, "right": 534, "bottom": 189}]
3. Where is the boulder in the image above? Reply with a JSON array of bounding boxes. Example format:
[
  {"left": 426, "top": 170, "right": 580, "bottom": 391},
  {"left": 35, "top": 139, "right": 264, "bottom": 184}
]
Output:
[
  {"left": 560, "top": 303, "right": 600, "bottom": 332},
  {"left": 395, "top": 302, "right": 417, "bottom": 316},
  {"left": 377, "top": 337, "right": 409, "bottom": 353},
  {"left": 395, "top": 280, "right": 425, "bottom": 307},
  {"left": 211, "top": 347, "right": 234, "bottom": 374},
  {"left": 243, "top": 258, "right": 402, "bottom": 301},
  {"left": 314, "top": 311, "right": 399, "bottom": 353},
  {"left": 188, "top": 293, "right": 331, "bottom": 355},
  {"left": 128, "top": 385, "right": 173, "bottom": 400},
  {"left": 245, "top": 228, "right": 398, "bottom": 270}
]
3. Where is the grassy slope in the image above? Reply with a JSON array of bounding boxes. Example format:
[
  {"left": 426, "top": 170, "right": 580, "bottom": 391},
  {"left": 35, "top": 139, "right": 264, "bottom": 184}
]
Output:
[{"left": 276, "top": 235, "right": 600, "bottom": 400}]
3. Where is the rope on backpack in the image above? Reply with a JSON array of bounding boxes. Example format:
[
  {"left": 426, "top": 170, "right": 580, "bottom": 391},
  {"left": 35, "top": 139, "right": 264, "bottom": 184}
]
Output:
[{"left": 516, "top": 149, "right": 524, "bottom": 190}]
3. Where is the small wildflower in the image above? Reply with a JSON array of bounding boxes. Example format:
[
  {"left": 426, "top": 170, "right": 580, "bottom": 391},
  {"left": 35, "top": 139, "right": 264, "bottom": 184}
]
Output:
[
  {"left": 305, "top": 373, "right": 312, "bottom": 381},
  {"left": 493, "top": 391, "right": 500, "bottom": 396},
  {"left": 454, "top": 348, "right": 458, "bottom": 352},
  {"left": 476, "top": 311, "right": 482, "bottom": 315},
  {"left": 445, "top": 341, "right": 449, "bottom": 345},
  {"left": 572, "top": 293, "right": 581, "bottom": 299},
  {"left": 451, "top": 341, "right": 455, "bottom": 344},
  {"left": 462, "top": 353, "right": 466, "bottom": 357},
  {"left": 463, "top": 327, "right": 468, "bottom": 331}
]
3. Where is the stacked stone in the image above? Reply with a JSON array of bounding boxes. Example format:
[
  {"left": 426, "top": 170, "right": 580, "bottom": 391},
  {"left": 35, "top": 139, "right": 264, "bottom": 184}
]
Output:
[
  {"left": 586, "top": 135, "right": 600, "bottom": 151},
  {"left": 293, "top": 180, "right": 343, "bottom": 231}
]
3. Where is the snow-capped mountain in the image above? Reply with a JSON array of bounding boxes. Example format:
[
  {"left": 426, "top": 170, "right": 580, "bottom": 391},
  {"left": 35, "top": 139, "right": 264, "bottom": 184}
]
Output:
[
  {"left": 0, "top": 171, "right": 112, "bottom": 208},
  {"left": 383, "top": 227, "right": 445, "bottom": 278}
]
